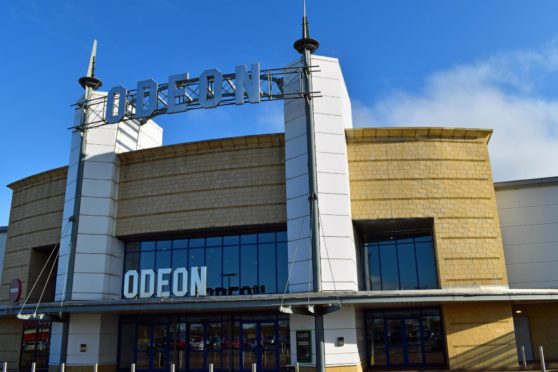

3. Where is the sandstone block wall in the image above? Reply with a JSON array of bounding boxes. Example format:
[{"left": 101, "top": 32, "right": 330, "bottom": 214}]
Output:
[
  {"left": 116, "top": 134, "right": 286, "bottom": 237},
  {"left": 346, "top": 128, "right": 508, "bottom": 287},
  {"left": 1, "top": 167, "right": 67, "bottom": 303}
]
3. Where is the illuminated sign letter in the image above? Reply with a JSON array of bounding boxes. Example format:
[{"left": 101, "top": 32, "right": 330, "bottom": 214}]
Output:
[
  {"left": 190, "top": 266, "right": 207, "bottom": 296},
  {"left": 172, "top": 267, "right": 188, "bottom": 297},
  {"left": 199, "top": 69, "right": 223, "bottom": 108},
  {"left": 235, "top": 64, "right": 260, "bottom": 104},
  {"left": 140, "top": 269, "right": 155, "bottom": 298},
  {"left": 123, "top": 271, "right": 139, "bottom": 299},
  {"left": 157, "top": 268, "right": 172, "bottom": 297},
  {"left": 135, "top": 79, "right": 158, "bottom": 118},
  {"left": 167, "top": 73, "right": 190, "bottom": 114},
  {"left": 106, "top": 86, "right": 127, "bottom": 123}
]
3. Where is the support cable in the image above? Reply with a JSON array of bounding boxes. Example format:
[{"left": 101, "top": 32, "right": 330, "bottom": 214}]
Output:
[
  {"left": 317, "top": 206, "right": 342, "bottom": 308},
  {"left": 17, "top": 222, "right": 71, "bottom": 319},
  {"left": 279, "top": 215, "right": 308, "bottom": 311}
]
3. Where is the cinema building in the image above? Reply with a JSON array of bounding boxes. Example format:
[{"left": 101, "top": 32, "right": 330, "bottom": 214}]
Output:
[{"left": 2, "top": 26, "right": 558, "bottom": 371}]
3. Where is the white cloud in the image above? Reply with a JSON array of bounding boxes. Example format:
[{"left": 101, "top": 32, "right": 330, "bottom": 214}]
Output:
[{"left": 353, "top": 40, "right": 558, "bottom": 181}]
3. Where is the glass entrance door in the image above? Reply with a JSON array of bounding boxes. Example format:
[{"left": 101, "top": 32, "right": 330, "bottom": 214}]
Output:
[
  {"left": 136, "top": 322, "right": 169, "bottom": 372},
  {"left": 240, "top": 321, "right": 279, "bottom": 372},
  {"left": 385, "top": 317, "right": 423, "bottom": 367}
]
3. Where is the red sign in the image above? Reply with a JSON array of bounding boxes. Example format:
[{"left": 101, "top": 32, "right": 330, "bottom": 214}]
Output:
[{"left": 9, "top": 279, "right": 22, "bottom": 303}]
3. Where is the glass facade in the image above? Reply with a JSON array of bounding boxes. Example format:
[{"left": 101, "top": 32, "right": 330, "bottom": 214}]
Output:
[
  {"left": 118, "top": 314, "right": 290, "bottom": 372},
  {"left": 365, "top": 308, "right": 445, "bottom": 368},
  {"left": 365, "top": 233, "right": 438, "bottom": 290},
  {"left": 19, "top": 320, "right": 51, "bottom": 372},
  {"left": 124, "top": 231, "right": 288, "bottom": 297}
]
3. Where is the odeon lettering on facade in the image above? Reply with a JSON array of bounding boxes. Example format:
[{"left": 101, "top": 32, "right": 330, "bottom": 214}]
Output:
[{"left": 2, "top": 11, "right": 558, "bottom": 372}]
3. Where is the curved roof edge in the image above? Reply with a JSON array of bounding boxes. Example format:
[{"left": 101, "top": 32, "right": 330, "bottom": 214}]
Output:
[
  {"left": 119, "top": 132, "right": 285, "bottom": 165},
  {"left": 346, "top": 127, "right": 493, "bottom": 142},
  {"left": 8, "top": 166, "right": 68, "bottom": 191}
]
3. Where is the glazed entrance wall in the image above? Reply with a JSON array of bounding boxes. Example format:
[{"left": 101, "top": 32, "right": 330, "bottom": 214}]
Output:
[{"left": 119, "top": 314, "right": 290, "bottom": 372}]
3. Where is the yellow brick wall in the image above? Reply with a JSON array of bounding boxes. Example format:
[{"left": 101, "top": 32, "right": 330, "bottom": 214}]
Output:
[
  {"left": 116, "top": 134, "right": 286, "bottom": 237},
  {"left": 443, "top": 302, "right": 517, "bottom": 369},
  {"left": 515, "top": 303, "right": 558, "bottom": 362},
  {"left": 347, "top": 128, "right": 508, "bottom": 287},
  {"left": 1, "top": 167, "right": 67, "bottom": 303}
]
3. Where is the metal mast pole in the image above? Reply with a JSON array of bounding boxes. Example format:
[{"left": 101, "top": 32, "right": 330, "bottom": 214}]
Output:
[
  {"left": 60, "top": 40, "right": 103, "bottom": 365},
  {"left": 293, "top": 3, "right": 325, "bottom": 372}
]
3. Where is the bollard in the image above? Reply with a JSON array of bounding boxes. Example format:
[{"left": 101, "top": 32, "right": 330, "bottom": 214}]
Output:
[
  {"left": 94, "top": 363, "right": 98, "bottom": 372},
  {"left": 520, "top": 346, "right": 527, "bottom": 369},
  {"left": 171, "top": 364, "right": 175, "bottom": 372},
  {"left": 295, "top": 363, "right": 299, "bottom": 372},
  {"left": 61, "top": 363, "right": 66, "bottom": 372},
  {"left": 209, "top": 363, "right": 214, "bottom": 372},
  {"left": 539, "top": 346, "right": 547, "bottom": 372},
  {"left": 252, "top": 363, "right": 257, "bottom": 372},
  {"left": 131, "top": 363, "right": 136, "bottom": 372},
  {"left": 31, "top": 362, "right": 37, "bottom": 372},
  {"left": 3, "top": 361, "right": 7, "bottom": 372}
]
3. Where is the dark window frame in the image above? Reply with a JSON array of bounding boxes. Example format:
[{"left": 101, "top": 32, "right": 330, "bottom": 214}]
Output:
[
  {"left": 363, "top": 307, "right": 447, "bottom": 369},
  {"left": 122, "top": 230, "right": 288, "bottom": 298}
]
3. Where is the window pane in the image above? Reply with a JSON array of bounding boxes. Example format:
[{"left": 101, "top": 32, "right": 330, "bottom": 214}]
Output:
[
  {"left": 125, "top": 252, "right": 139, "bottom": 271},
  {"left": 140, "top": 251, "right": 155, "bottom": 270},
  {"left": 119, "top": 323, "right": 135, "bottom": 367},
  {"left": 174, "top": 239, "right": 188, "bottom": 249},
  {"left": 416, "top": 241, "right": 438, "bottom": 289},
  {"left": 367, "top": 243, "right": 381, "bottom": 290},
  {"left": 258, "top": 233, "right": 275, "bottom": 243},
  {"left": 259, "top": 243, "right": 276, "bottom": 294},
  {"left": 126, "top": 242, "right": 140, "bottom": 252},
  {"left": 157, "top": 240, "right": 171, "bottom": 251},
  {"left": 207, "top": 237, "right": 222, "bottom": 247},
  {"left": 223, "top": 235, "right": 239, "bottom": 246},
  {"left": 415, "top": 235, "right": 432, "bottom": 243},
  {"left": 172, "top": 249, "right": 188, "bottom": 269},
  {"left": 367, "top": 318, "right": 386, "bottom": 366},
  {"left": 223, "top": 246, "right": 240, "bottom": 290},
  {"left": 207, "top": 247, "right": 222, "bottom": 289},
  {"left": 156, "top": 250, "right": 172, "bottom": 269},
  {"left": 397, "top": 243, "right": 418, "bottom": 289},
  {"left": 276, "top": 231, "right": 287, "bottom": 242},
  {"left": 241, "top": 234, "right": 257, "bottom": 244},
  {"left": 241, "top": 245, "right": 258, "bottom": 288},
  {"left": 379, "top": 242, "right": 399, "bottom": 290},
  {"left": 190, "top": 238, "right": 205, "bottom": 248},
  {"left": 189, "top": 249, "right": 205, "bottom": 269},
  {"left": 141, "top": 241, "right": 156, "bottom": 251},
  {"left": 189, "top": 323, "right": 204, "bottom": 370},
  {"left": 276, "top": 242, "right": 288, "bottom": 293}
]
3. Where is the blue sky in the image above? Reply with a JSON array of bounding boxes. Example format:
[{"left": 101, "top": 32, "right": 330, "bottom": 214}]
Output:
[{"left": 2, "top": 0, "right": 558, "bottom": 225}]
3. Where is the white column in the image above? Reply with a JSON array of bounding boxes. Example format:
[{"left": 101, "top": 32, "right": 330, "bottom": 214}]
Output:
[
  {"left": 283, "top": 55, "right": 358, "bottom": 293},
  {"left": 66, "top": 314, "right": 119, "bottom": 366},
  {"left": 55, "top": 91, "right": 163, "bottom": 301}
]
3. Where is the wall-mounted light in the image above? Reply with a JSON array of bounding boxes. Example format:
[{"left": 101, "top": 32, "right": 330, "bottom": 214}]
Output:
[
  {"left": 515, "top": 309, "right": 523, "bottom": 314},
  {"left": 336, "top": 337, "right": 344, "bottom": 347}
]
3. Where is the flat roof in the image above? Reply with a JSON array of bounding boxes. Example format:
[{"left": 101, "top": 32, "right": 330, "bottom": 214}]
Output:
[
  {"left": 346, "top": 127, "right": 493, "bottom": 142},
  {"left": 495, "top": 176, "right": 558, "bottom": 190},
  {"left": 0, "top": 226, "right": 7, "bottom": 233}
]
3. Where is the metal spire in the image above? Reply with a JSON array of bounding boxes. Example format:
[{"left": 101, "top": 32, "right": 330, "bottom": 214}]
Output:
[
  {"left": 294, "top": 0, "right": 319, "bottom": 54},
  {"left": 79, "top": 39, "right": 102, "bottom": 90}
]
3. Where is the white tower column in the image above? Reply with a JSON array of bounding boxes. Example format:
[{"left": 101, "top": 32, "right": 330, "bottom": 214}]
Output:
[
  {"left": 50, "top": 92, "right": 162, "bottom": 368},
  {"left": 284, "top": 55, "right": 362, "bottom": 369},
  {"left": 284, "top": 55, "right": 357, "bottom": 293}
]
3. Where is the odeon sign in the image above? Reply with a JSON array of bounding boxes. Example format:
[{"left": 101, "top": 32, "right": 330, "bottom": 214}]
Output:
[
  {"left": 105, "top": 64, "right": 261, "bottom": 124},
  {"left": 123, "top": 266, "right": 207, "bottom": 299}
]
